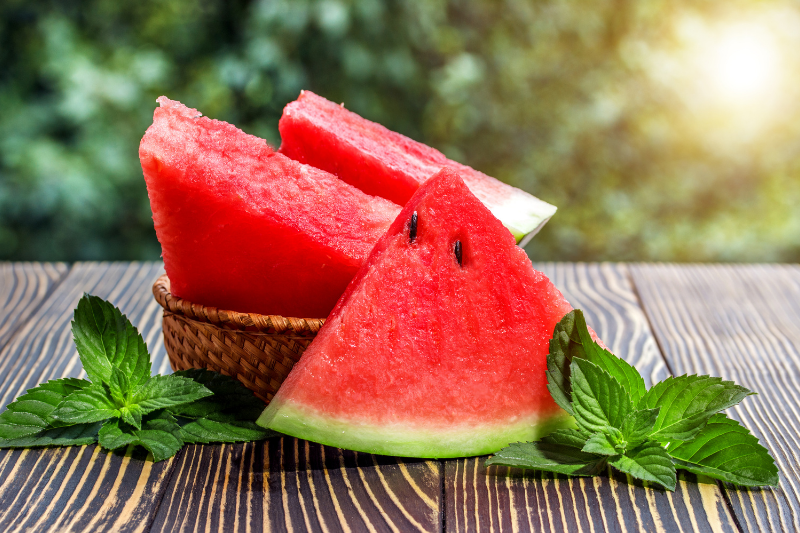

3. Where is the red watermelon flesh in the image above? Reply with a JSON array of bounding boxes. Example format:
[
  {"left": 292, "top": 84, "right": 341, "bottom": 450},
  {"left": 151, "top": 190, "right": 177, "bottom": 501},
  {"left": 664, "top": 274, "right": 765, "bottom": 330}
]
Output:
[
  {"left": 257, "top": 167, "right": 579, "bottom": 458},
  {"left": 140, "top": 97, "right": 401, "bottom": 318},
  {"left": 278, "top": 91, "right": 557, "bottom": 245}
]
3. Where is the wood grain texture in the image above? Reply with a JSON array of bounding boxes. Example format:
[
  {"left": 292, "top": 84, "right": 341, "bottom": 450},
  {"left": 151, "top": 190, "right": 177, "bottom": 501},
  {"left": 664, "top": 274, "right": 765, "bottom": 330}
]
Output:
[
  {"left": 631, "top": 263, "right": 800, "bottom": 533},
  {"left": 444, "top": 263, "right": 738, "bottom": 533},
  {"left": 0, "top": 262, "right": 174, "bottom": 533},
  {"left": 0, "top": 262, "right": 67, "bottom": 349},
  {"left": 150, "top": 437, "right": 442, "bottom": 532}
]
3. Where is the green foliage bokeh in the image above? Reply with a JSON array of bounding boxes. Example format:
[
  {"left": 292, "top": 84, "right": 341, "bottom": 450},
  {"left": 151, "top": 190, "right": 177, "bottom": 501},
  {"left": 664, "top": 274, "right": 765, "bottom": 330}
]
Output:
[{"left": 1, "top": 0, "right": 799, "bottom": 262}]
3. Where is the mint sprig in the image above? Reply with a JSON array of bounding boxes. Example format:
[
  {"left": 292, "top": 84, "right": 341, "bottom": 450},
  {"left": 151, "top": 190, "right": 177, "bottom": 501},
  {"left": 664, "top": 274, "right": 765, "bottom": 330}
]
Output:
[
  {"left": 72, "top": 295, "right": 151, "bottom": 389},
  {"left": 0, "top": 378, "right": 91, "bottom": 438},
  {"left": 0, "top": 294, "right": 279, "bottom": 461},
  {"left": 667, "top": 413, "right": 779, "bottom": 486},
  {"left": 487, "top": 309, "right": 779, "bottom": 490}
]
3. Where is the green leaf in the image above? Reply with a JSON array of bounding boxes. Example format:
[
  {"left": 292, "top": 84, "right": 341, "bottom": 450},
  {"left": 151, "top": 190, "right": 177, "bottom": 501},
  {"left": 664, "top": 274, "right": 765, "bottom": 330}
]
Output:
[
  {"left": 0, "top": 378, "right": 91, "bottom": 438},
  {"left": 546, "top": 313, "right": 579, "bottom": 415},
  {"left": 119, "top": 404, "right": 143, "bottom": 430},
  {"left": 610, "top": 441, "right": 677, "bottom": 491},
  {"left": 97, "top": 420, "right": 136, "bottom": 451},
  {"left": 570, "top": 358, "right": 633, "bottom": 435},
  {"left": 638, "top": 375, "right": 754, "bottom": 443},
  {"left": 131, "top": 375, "right": 212, "bottom": 414},
  {"left": 49, "top": 384, "right": 119, "bottom": 425},
  {"left": 108, "top": 367, "right": 131, "bottom": 406},
  {"left": 573, "top": 311, "right": 646, "bottom": 404},
  {"left": 486, "top": 440, "right": 607, "bottom": 476},
  {"left": 621, "top": 408, "right": 660, "bottom": 448},
  {"left": 546, "top": 310, "right": 646, "bottom": 414},
  {"left": 546, "top": 428, "right": 593, "bottom": 449},
  {"left": 180, "top": 419, "right": 278, "bottom": 444},
  {"left": 0, "top": 423, "right": 101, "bottom": 448},
  {"left": 166, "top": 370, "right": 274, "bottom": 443},
  {"left": 98, "top": 411, "right": 184, "bottom": 462},
  {"left": 72, "top": 294, "right": 151, "bottom": 388},
  {"left": 667, "top": 414, "right": 779, "bottom": 487},
  {"left": 583, "top": 430, "right": 622, "bottom": 456},
  {"left": 169, "top": 369, "right": 264, "bottom": 421}
]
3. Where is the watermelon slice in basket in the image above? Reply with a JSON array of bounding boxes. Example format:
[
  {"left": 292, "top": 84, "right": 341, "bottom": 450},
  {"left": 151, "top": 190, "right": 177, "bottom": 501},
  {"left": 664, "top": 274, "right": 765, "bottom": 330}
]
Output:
[
  {"left": 258, "top": 167, "right": 580, "bottom": 458},
  {"left": 278, "top": 91, "right": 557, "bottom": 245},
  {"left": 140, "top": 97, "right": 401, "bottom": 318}
]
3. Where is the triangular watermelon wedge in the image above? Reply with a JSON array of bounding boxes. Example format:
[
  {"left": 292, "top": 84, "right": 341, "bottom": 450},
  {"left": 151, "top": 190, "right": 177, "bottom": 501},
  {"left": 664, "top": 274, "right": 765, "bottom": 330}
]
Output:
[
  {"left": 258, "top": 167, "right": 578, "bottom": 458},
  {"left": 278, "top": 91, "right": 557, "bottom": 245},
  {"left": 140, "top": 97, "right": 400, "bottom": 318}
]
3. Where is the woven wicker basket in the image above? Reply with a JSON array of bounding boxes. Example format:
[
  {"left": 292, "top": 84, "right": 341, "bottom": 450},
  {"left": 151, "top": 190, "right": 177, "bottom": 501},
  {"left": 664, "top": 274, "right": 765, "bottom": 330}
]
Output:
[{"left": 152, "top": 275, "right": 324, "bottom": 403}]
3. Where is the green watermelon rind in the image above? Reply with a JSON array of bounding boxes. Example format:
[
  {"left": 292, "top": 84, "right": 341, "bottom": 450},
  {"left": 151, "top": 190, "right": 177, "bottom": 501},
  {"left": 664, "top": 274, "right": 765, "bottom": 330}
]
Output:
[
  {"left": 489, "top": 196, "right": 557, "bottom": 246},
  {"left": 467, "top": 178, "right": 557, "bottom": 246},
  {"left": 258, "top": 399, "right": 575, "bottom": 458}
]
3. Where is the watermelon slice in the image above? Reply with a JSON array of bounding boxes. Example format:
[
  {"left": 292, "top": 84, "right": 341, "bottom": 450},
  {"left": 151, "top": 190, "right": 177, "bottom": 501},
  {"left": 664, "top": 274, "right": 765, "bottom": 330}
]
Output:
[
  {"left": 278, "top": 91, "right": 557, "bottom": 245},
  {"left": 140, "top": 97, "right": 401, "bottom": 318},
  {"left": 257, "top": 167, "right": 577, "bottom": 458}
]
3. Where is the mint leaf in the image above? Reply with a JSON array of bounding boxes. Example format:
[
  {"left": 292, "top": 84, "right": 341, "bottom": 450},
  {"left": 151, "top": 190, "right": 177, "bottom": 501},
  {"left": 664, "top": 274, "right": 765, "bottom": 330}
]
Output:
[
  {"left": 99, "top": 411, "right": 184, "bottom": 462},
  {"left": 108, "top": 367, "right": 131, "bottom": 405},
  {"left": 546, "top": 428, "right": 594, "bottom": 449},
  {"left": 132, "top": 375, "right": 212, "bottom": 414},
  {"left": 581, "top": 409, "right": 659, "bottom": 456},
  {"left": 610, "top": 441, "right": 677, "bottom": 491},
  {"left": 667, "top": 414, "right": 778, "bottom": 487},
  {"left": 0, "top": 378, "right": 91, "bottom": 438},
  {"left": 638, "top": 375, "right": 753, "bottom": 443},
  {"left": 486, "top": 440, "right": 607, "bottom": 476},
  {"left": 72, "top": 294, "right": 151, "bottom": 389},
  {"left": 50, "top": 384, "right": 119, "bottom": 425},
  {"left": 620, "top": 408, "right": 660, "bottom": 448},
  {"left": 547, "top": 310, "right": 646, "bottom": 414},
  {"left": 180, "top": 419, "right": 277, "bottom": 444},
  {"left": 169, "top": 369, "right": 264, "bottom": 421},
  {"left": 0, "top": 423, "right": 100, "bottom": 448},
  {"left": 119, "top": 404, "right": 143, "bottom": 429},
  {"left": 487, "top": 428, "right": 608, "bottom": 475},
  {"left": 98, "top": 419, "right": 136, "bottom": 450},
  {"left": 583, "top": 430, "right": 622, "bottom": 456},
  {"left": 573, "top": 311, "right": 646, "bottom": 404},
  {"left": 571, "top": 358, "right": 633, "bottom": 435},
  {"left": 546, "top": 313, "right": 579, "bottom": 415},
  {"left": 165, "top": 370, "right": 274, "bottom": 443}
]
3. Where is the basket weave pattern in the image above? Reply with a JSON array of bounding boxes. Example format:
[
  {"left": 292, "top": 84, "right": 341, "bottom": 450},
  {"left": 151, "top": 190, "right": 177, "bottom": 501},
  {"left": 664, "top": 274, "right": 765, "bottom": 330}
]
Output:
[{"left": 152, "top": 275, "right": 324, "bottom": 403}]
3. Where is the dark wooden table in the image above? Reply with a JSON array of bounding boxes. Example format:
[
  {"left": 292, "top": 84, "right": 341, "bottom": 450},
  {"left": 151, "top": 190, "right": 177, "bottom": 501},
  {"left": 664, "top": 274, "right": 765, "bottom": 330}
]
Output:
[{"left": 0, "top": 262, "right": 798, "bottom": 532}]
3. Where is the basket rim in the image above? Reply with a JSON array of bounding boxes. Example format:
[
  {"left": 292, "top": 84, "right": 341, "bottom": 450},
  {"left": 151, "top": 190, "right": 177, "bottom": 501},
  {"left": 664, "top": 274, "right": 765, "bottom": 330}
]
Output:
[{"left": 152, "top": 274, "right": 325, "bottom": 335}]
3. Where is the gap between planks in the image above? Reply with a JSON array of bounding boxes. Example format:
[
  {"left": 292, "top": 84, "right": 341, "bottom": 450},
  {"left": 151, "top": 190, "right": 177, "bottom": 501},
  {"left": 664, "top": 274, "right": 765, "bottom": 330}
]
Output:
[
  {"left": 0, "top": 263, "right": 757, "bottom": 533},
  {"left": 625, "top": 264, "right": 746, "bottom": 533},
  {"left": 629, "top": 263, "right": 800, "bottom": 533},
  {"left": 0, "top": 262, "right": 70, "bottom": 354},
  {"left": 443, "top": 263, "right": 738, "bottom": 533},
  {"left": 0, "top": 262, "right": 184, "bottom": 533}
]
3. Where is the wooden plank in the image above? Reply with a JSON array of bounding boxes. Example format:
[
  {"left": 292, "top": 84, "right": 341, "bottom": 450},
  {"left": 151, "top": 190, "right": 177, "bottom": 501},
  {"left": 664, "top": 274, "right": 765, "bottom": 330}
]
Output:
[
  {"left": 0, "top": 262, "right": 68, "bottom": 349},
  {"left": 444, "top": 263, "right": 738, "bottom": 532},
  {"left": 0, "top": 261, "right": 175, "bottom": 532},
  {"left": 150, "top": 437, "right": 442, "bottom": 531},
  {"left": 631, "top": 263, "right": 800, "bottom": 533}
]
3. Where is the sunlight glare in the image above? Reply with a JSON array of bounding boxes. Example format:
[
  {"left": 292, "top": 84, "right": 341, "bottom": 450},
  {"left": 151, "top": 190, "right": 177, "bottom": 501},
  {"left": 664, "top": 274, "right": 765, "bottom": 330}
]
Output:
[{"left": 703, "top": 23, "right": 782, "bottom": 104}]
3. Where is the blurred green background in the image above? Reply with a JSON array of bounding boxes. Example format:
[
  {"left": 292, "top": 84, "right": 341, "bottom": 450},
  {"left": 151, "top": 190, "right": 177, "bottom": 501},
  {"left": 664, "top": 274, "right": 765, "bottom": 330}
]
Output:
[{"left": 2, "top": 0, "right": 799, "bottom": 262}]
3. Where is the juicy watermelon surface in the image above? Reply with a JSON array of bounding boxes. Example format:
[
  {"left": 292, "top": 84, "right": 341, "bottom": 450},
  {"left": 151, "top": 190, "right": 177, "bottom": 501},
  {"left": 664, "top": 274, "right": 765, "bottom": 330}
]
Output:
[
  {"left": 258, "top": 168, "right": 575, "bottom": 458},
  {"left": 278, "top": 91, "right": 557, "bottom": 245},
  {"left": 140, "top": 97, "right": 401, "bottom": 318}
]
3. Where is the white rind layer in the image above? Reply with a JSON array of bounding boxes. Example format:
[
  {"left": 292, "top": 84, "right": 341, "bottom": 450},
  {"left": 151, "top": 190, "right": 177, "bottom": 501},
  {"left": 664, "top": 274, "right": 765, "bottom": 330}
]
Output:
[{"left": 257, "top": 398, "right": 574, "bottom": 458}]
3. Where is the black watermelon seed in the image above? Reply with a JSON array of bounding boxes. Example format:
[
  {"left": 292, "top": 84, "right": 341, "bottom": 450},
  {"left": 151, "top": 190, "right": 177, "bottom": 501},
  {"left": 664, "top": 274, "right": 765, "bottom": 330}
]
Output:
[
  {"left": 409, "top": 211, "right": 418, "bottom": 242},
  {"left": 454, "top": 240, "right": 463, "bottom": 266}
]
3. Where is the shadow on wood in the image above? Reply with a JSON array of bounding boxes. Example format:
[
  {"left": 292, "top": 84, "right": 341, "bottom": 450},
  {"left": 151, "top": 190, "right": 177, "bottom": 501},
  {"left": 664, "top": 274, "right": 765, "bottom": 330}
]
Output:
[{"left": 150, "top": 436, "right": 442, "bottom": 532}]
